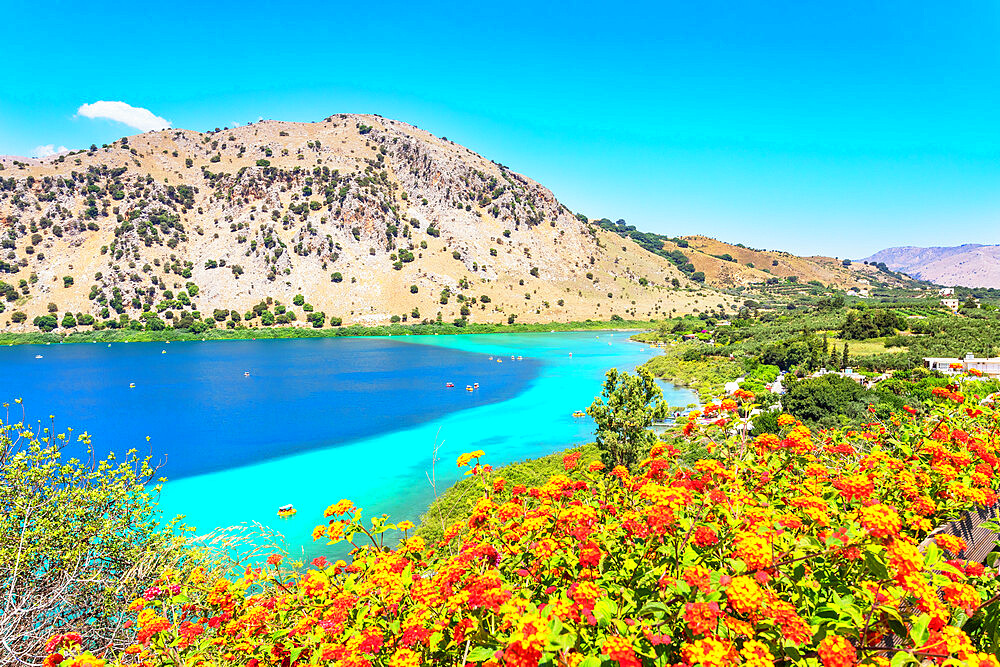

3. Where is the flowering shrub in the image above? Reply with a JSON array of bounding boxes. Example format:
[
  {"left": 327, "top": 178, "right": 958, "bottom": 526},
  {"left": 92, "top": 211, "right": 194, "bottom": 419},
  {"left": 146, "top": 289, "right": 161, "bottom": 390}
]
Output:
[
  {"left": 50, "top": 382, "right": 1000, "bottom": 666},
  {"left": 0, "top": 404, "right": 175, "bottom": 664}
]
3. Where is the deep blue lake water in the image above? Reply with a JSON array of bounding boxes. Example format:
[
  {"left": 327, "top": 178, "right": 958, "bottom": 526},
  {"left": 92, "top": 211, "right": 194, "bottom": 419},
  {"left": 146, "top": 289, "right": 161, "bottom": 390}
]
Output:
[{"left": 0, "top": 331, "right": 696, "bottom": 560}]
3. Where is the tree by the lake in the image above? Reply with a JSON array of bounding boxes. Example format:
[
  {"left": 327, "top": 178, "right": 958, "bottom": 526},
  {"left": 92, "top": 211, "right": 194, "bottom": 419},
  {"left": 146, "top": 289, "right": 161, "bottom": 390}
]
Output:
[{"left": 587, "top": 367, "right": 667, "bottom": 470}]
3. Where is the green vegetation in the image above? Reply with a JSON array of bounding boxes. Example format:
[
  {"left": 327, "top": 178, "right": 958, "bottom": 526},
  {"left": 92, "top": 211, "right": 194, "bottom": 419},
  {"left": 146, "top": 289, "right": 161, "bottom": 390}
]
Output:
[
  {"left": 638, "top": 340, "right": 743, "bottom": 401},
  {"left": 0, "top": 413, "right": 284, "bottom": 664},
  {"left": 587, "top": 368, "right": 667, "bottom": 469},
  {"left": 840, "top": 307, "right": 904, "bottom": 339},
  {"left": 0, "top": 417, "right": 175, "bottom": 661},
  {"left": 0, "top": 317, "right": 665, "bottom": 346},
  {"left": 636, "top": 304, "right": 1000, "bottom": 430}
]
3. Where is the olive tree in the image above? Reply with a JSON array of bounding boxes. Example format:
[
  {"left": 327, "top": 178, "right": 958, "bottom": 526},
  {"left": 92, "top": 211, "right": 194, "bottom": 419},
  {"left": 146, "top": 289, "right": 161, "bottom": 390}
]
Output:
[{"left": 587, "top": 367, "right": 667, "bottom": 470}]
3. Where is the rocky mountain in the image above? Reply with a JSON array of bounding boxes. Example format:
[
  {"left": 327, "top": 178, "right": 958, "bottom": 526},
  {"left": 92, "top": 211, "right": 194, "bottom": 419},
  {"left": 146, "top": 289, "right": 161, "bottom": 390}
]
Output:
[
  {"left": 0, "top": 114, "right": 741, "bottom": 333},
  {"left": 862, "top": 244, "right": 1000, "bottom": 288}
]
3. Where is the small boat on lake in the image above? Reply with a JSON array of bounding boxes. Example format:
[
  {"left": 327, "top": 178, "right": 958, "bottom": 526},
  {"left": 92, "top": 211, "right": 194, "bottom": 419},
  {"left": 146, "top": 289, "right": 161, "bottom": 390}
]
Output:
[
  {"left": 277, "top": 504, "right": 296, "bottom": 518},
  {"left": 517, "top": 356, "right": 523, "bottom": 360},
  {"left": 466, "top": 385, "right": 474, "bottom": 392},
  {"left": 129, "top": 383, "right": 135, "bottom": 388},
  {"left": 573, "top": 410, "right": 586, "bottom": 418},
  {"left": 34, "top": 354, "right": 43, "bottom": 359},
  {"left": 445, "top": 382, "right": 454, "bottom": 387},
  {"left": 473, "top": 382, "right": 479, "bottom": 389},
  {"left": 244, "top": 372, "right": 251, "bottom": 377}
]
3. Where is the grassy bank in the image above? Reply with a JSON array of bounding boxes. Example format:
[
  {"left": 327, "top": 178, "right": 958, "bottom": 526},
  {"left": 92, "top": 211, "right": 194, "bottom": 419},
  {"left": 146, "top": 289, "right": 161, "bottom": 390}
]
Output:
[
  {"left": 638, "top": 340, "right": 743, "bottom": 401},
  {"left": 0, "top": 318, "right": 659, "bottom": 347},
  {"left": 416, "top": 444, "right": 601, "bottom": 545}
]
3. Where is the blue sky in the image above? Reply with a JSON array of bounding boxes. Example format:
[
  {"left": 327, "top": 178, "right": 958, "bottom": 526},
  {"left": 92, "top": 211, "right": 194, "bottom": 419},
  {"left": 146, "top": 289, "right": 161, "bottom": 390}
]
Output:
[{"left": 1, "top": 1, "right": 997, "bottom": 257}]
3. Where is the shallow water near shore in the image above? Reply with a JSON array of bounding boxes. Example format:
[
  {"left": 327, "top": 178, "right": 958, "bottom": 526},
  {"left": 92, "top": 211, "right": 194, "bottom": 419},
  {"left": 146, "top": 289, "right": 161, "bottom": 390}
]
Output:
[{"left": 0, "top": 330, "right": 695, "bottom": 560}]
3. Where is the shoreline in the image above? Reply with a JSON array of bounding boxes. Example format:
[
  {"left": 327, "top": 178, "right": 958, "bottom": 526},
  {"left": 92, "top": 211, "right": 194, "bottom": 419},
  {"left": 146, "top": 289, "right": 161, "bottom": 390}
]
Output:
[{"left": 0, "top": 318, "right": 658, "bottom": 347}]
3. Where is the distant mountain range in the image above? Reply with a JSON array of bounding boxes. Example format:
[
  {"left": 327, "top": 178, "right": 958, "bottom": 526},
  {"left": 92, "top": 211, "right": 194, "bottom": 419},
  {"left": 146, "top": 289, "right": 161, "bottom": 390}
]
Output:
[{"left": 862, "top": 244, "right": 1000, "bottom": 288}]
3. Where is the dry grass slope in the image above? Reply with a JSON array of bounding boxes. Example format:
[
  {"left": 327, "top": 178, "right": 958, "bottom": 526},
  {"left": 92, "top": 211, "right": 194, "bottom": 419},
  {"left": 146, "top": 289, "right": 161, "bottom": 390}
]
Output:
[{"left": 667, "top": 235, "right": 907, "bottom": 290}]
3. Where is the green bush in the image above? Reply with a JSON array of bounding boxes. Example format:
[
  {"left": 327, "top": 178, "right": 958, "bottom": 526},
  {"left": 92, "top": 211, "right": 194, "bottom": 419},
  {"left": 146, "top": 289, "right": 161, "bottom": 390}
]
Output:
[
  {"left": 0, "top": 420, "right": 174, "bottom": 661},
  {"left": 33, "top": 315, "right": 58, "bottom": 332},
  {"left": 0, "top": 415, "right": 282, "bottom": 664}
]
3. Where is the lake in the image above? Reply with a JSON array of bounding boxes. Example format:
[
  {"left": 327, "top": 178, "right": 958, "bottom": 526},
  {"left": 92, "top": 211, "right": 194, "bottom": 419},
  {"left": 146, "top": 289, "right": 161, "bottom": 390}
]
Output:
[{"left": 0, "top": 331, "right": 695, "bottom": 560}]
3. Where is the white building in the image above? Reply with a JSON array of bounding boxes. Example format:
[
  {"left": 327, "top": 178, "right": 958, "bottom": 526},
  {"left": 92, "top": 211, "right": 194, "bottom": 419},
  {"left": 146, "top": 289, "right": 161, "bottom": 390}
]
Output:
[
  {"left": 939, "top": 287, "right": 955, "bottom": 297},
  {"left": 941, "top": 298, "right": 960, "bottom": 312},
  {"left": 924, "top": 354, "right": 1000, "bottom": 377}
]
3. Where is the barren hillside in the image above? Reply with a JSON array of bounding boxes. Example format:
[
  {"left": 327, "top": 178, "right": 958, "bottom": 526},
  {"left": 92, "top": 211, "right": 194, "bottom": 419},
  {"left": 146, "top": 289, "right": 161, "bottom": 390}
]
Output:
[
  {"left": 0, "top": 115, "right": 740, "bottom": 333},
  {"left": 671, "top": 236, "right": 908, "bottom": 289},
  {"left": 863, "top": 244, "right": 1000, "bottom": 288}
]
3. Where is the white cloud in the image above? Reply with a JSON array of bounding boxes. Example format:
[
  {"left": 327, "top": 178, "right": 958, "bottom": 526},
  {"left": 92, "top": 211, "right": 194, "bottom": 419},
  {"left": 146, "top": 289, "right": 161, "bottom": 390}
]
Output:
[
  {"left": 33, "top": 144, "right": 68, "bottom": 158},
  {"left": 76, "top": 100, "right": 171, "bottom": 132}
]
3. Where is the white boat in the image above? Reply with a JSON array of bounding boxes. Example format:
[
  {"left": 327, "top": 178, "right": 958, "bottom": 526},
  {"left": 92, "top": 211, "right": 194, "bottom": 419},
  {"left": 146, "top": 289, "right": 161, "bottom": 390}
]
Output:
[{"left": 34, "top": 354, "right": 43, "bottom": 359}]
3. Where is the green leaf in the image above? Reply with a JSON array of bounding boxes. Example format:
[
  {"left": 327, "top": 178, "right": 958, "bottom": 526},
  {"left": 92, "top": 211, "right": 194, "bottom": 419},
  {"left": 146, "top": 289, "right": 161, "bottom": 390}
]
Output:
[
  {"left": 783, "top": 645, "right": 803, "bottom": 662},
  {"left": 909, "top": 613, "right": 931, "bottom": 646},
  {"left": 891, "top": 650, "right": 917, "bottom": 667},
  {"left": 886, "top": 617, "right": 908, "bottom": 640},
  {"left": 467, "top": 646, "right": 496, "bottom": 662},
  {"left": 864, "top": 548, "right": 889, "bottom": 580},
  {"left": 923, "top": 542, "right": 942, "bottom": 567},
  {"left": 594, "top": 598, "right": 617, "bottom": 626},
  {"left": 638, "top": 601, "right": 669, "bottom": 617},
  {"left": 842, "top": 603, "right": 865, "bottom": 628},
  {"left": 578, "top": 658, "right": 602, "bottom": 667}
]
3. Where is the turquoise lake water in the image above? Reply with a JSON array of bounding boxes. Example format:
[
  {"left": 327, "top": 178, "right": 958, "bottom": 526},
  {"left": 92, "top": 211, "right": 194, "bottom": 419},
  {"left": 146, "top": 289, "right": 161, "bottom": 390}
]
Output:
[{"left": 0, "top": 331, "right": 695, "bottom": 561}]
